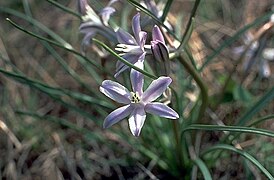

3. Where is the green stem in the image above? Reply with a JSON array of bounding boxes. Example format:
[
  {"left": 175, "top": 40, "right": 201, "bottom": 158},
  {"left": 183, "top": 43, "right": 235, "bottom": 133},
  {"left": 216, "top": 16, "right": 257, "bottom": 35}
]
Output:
[
  {"left": 172, "top": 120, "right": 183, "bottom": 170},
  {"left": 46, "top": 0, "right": 82, "bottom": 20},
  {"left": 178, "top": 55, "right": 208, "bottom": 123},
  {"left": 161, "top": 0, "right": 173, "bottom": 23},
  {"left": 178, "top": 0, "right": 200, "bottom": 50}
]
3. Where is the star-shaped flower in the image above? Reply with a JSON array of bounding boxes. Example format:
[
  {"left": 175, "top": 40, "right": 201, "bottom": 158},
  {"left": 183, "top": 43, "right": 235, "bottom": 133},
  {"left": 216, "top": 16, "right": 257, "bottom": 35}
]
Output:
[
  {"left": 100, "top": 62, "right": 179, "bottom": 136},
  {"left": 114, "top": 13, "right": 147, "bottom": 77}
]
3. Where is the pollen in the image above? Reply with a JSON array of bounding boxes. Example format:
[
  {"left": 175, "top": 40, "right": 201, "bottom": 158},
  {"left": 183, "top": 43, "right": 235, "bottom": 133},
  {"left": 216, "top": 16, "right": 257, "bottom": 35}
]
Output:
[{"left": 130, "top": 92, "right": 140, "bottom": 103}]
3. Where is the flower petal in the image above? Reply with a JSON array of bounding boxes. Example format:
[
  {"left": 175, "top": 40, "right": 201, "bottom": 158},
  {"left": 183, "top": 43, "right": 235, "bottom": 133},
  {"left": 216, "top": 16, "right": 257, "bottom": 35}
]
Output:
[
  {"left": 128, "top": 106, "right": 146, "bottom": 136},
  {"left": 151, "top": 40, "right": 169, "bottom": 62},
  {"left": 100, "top": 80, "right": 131, "bottom": 104},
  {"left": 139, "top": 31, "right": 147, "bottom": 49},
  {"left": 103, "top": 105, "right": 133, "bottom": 128},
  {"left": 78, "top": 0, "right": 89, "bottom": 15},
  {"left": 152, "top": 25, "right": 165, "bottom": 44},
  {"left": 115, "top": 53, "right": 143, "bottom": 78},
  {"left": 142, "top": 76, "right": 172, "bottom": 103},
  {"left": 100, "top": 6, "right": 116, "bottom": 26},
  {"left": 116, "top": 28, "right": 137, "bottom": 45},
  {"left": 130, "top": 61, "right": 144, "bottom": 95},
  {"left": 145, "top": 102, "right": 179, "bottom": 119},
  {"left": 132, "top": 13, "right": 141, "bottom": 44}
]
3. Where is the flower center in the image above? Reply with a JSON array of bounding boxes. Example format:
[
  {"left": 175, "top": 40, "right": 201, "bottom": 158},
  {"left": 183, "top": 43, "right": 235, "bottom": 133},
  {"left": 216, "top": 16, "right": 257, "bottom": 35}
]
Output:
[{"left": 130, "top": 92, "right": 141, "bottom": 103}]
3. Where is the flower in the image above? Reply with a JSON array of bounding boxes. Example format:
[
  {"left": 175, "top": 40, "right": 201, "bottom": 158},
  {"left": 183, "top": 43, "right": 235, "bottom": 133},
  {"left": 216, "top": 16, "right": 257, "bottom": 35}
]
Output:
[
  {"left": 114, "top": 13, "right": 147, "bottom": 77},
  {"left": 151, "top": 25, "right": 170, "bottom": 75},
  {"left": 233, "top": 32, "right": 273, "bottom": 78},
  {"left": 78, "top": 0, "right": 117, "bottom": 52},
  {"left": 100, "top": 62, "right": 179, "bottom": 136}
]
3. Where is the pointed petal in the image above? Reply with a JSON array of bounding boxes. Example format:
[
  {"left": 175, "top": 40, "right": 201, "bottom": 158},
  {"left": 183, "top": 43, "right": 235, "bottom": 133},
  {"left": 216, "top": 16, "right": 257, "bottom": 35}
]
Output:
[
  {"left": 100, "top": 80, "right": 131, "bottom": 104},
  {"left": 142, "top": 77, "right": 172, "bottom": 103},
  {"left": 132, "top": 13, "right": 141, "bottom": 44},
  {"left": 116, "top": 28, "right": 137, "bottom": 45},
  {"left": 152, "top": 25, "right": 165, "bottom": 44},
  {"left": 151, "top": 41, "right": 169, "bottom": 62},
  {"left": 81, "top": 32, "right": 96, "bottom": 53},
  {"left": 100, "top": 6, "right": 116, "bottom": 26},
  {"left": 78, "top": 0, "right": 89, "bottom": 15},
  {"left": 128, "top": 106, "right": 146, "bottom": 136},
  {"left": 130, "top": 61, "right": 144, "bottom": 95},
  {"left": 145, "top": 102, "right": 179, "bottom": 119},
  {"left": 103, "top": 105, "right": 133, "bottom": 128}
]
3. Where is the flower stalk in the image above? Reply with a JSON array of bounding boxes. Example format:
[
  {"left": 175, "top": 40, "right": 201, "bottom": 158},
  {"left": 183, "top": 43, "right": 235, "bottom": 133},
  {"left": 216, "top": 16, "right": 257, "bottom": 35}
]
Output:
[{"left": 178, "top": 54, "right": 208, "bottom": 123}]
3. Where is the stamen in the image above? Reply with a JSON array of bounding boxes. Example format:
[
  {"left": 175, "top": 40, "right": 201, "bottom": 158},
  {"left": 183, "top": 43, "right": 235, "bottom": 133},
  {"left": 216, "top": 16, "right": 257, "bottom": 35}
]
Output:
[
  {"left": 130, "top": 92, "right": 141, "bottom": 103},
  {"left": 115, "top": 44, "right": 143, "bottom": 54}
]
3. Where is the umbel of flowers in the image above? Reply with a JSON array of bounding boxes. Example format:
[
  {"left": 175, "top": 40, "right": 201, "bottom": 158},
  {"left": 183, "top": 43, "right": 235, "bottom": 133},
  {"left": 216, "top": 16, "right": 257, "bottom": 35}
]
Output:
[
  {"left": 100, "top": 13, "right": 179, "bottom": 136},
  {"left": 78, "top": 0, "right": 179, "bottom": 136}
]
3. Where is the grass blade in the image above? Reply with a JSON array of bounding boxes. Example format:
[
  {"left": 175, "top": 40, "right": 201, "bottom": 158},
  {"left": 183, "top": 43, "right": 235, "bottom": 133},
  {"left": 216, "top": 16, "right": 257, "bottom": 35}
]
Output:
[
  {"left": 237, "top": 86, "right": 274, "bottom": 126},
  {"left": 192, "top": 158, "right": 212, "bottom": 180},
  {"left": 45, "top": 0, "right": 81, "bottom": 19},
  {"left": 202, "top": 144, "right": 274, "bottom": 179},
  {"left": 181, "top": 124, "right": 274, "bottom": 139}
]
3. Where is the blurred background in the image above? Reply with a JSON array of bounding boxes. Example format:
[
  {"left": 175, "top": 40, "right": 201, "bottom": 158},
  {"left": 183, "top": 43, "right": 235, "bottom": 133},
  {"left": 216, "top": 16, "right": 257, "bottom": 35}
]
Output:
[{"left": 0, "top": 0, "right": 274, "bottom": 179}]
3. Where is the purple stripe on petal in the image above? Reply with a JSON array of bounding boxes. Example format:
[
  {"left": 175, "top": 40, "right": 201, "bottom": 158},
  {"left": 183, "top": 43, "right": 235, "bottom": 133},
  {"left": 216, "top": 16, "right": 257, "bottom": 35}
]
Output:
[
  {"left": 130, "top": 61, "right": 144, "bottom": 95},
  {"left": 116, "top": 29, "right": 137, "bottom": 45},
  {"left": 132, "top": 13, "right": 141, "bottom": 45},
  {"left": 142, "top": 76, "right": 172, "bottom": 103},
  {"left": 103, "top": 105, "right": 133, "bottom": 128},
  {"left": 145, "top": 102, "right": 179, "bottom": 119},
  {"left": 100, "top": 80, "right": 131, "bottom": 104},
  {"left": 152, "top": 25, "right": 165, "bottom": 44},
  {"left": 128, "top": 106, "right": 146, "bottom": 136}
]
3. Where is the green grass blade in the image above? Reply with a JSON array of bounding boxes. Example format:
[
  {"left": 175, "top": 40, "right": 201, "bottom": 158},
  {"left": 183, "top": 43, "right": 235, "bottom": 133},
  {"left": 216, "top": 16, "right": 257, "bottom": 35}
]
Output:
[
  {"left": 202, "top": 144, "right": 274, "bottom": 179},
  {"left": 0, "top": 7, "right": 71, "bottom": 47},
  {"left": 161, "top": 0, "right": 173, "bottom": 22},
  {"left": 5, "top": 18, "right": 101, "bottom": 70},
  {"left": 181, "top": 124, "right": 274, "bottom": 139},
  {"left": 178, "top": 18, "right": 195, "bottom": 51},
  {"left": 192, "top": 158, "right": 212, "bottom": 180},
  {"left": 237, "top": 86, "right": 274, "bottom": 126},
  {"left": 0, "top": 67, "right": 112, "bottom": 109},
  {"left": 178, "top": 0, "right": 200, "bottom": 51},
  {"left": 45, "top": 0, "right": 81, "bottom": 19},
  {"left": 248, "top": 115, "right": 274, "bottom": 127},
  {"left": 17, "top": 110, "right": 103, "bottom": 141}
]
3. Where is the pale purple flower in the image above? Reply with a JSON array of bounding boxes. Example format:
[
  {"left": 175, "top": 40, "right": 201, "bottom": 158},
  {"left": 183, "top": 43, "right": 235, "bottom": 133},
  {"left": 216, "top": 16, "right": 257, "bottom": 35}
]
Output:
[
  {"left": 233, "top": 33, "right": 273, "bottom": 78},
  {"left": 100, "top": 62, "right": 179, "bottom": 136},
  {"left": 99, "top": 0, "right": 118, "bottom": 26},
  {"left": 78, "top": 0, "right": 117, "bottom": 52},
  {"left": 114, "top": 13, "right": 147, "bottom": 77}
]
